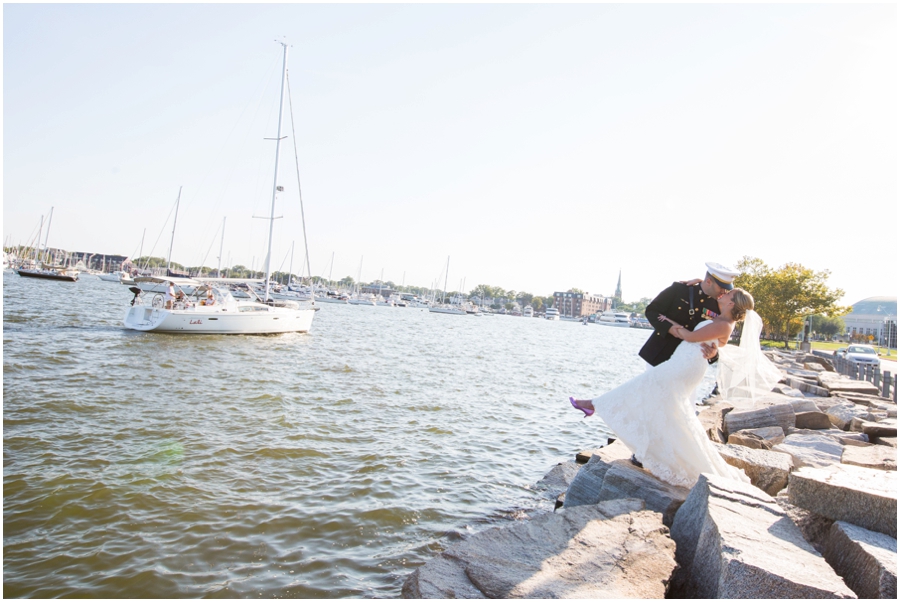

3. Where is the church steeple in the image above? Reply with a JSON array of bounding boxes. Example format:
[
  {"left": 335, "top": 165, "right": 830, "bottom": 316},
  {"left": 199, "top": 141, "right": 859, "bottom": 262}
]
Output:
[{"left": 615, "top": 269, "right": 622, "bottom": 301}]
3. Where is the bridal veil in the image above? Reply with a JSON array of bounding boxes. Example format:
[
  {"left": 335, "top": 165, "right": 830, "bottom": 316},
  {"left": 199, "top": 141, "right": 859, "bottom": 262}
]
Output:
[{"left": 716, "top": 310, "right": 782, "bottom": 401}]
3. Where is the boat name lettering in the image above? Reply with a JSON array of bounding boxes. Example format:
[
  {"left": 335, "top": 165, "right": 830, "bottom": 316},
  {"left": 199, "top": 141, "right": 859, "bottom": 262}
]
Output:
[{"left": 190, "top": 319, "right": 203, "bottom": 325}]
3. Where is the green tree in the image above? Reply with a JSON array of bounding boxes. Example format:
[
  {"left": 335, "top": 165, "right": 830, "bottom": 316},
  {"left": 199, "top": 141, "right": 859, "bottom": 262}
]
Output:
[
  {"left": 617, "top": 297, "right": 652, "bottom": 313},
  {"left": 734, "top": 256, "right": 850, "bottom": 348},
  {"left": 531, "top": 297, "right": 544, "bottom": 311},
  {"left": 811, "top": 315, "right": 846, "bottom": 340},
  {"left": 339, "top": 276, "right": 355, "bottom": 287},
  {"left": 568, "top": 288, "right": 584, "bottom": 294}
]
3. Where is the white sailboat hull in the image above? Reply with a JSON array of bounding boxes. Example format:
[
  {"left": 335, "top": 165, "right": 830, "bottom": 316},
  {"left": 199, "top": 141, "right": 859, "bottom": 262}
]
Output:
[{"left": 123, "top": 304, "right": 315, "bottom": 334}]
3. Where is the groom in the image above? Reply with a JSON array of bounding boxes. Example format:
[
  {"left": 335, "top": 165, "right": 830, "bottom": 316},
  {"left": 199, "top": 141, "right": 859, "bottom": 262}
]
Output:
[{"left": 639, "top": 262, "right": 739, "bottom": 367}]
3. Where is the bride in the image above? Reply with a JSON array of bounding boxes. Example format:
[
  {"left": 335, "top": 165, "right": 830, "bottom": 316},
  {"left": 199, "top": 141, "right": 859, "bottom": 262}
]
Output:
[{"left": 569, "top": 288, "right": 763, "bottom": 488}]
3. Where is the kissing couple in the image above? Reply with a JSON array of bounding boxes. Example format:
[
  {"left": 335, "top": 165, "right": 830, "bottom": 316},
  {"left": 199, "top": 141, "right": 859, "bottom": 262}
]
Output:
[{"left": 569, "top": 262, "right": 781, "bottom": 489}]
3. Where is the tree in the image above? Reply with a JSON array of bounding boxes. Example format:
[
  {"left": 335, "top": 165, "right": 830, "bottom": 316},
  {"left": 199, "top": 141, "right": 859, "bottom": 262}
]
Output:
[
  {"left": 811, "top": 315, "right": 845, "bottom": 340},
  {"left": 617, "top": 297, "right": 652, "bottom": 314},
  {"left": 568, "top": 288, "right": 584, "bottom": 294},
  {"left": 733, "top": 256, "right": 850, "bottom": 348},
  {"left": 339, "top": 276, "right": 355, "bottom": 287},
  {"left": 531, "top": 297, "right": 544, "bottom": 311}
]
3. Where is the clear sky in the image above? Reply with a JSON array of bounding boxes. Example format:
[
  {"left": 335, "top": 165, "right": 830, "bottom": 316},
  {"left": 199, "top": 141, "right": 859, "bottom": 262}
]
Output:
[{"left": 3, "top": 3, "right": 896, "bottom": 305}]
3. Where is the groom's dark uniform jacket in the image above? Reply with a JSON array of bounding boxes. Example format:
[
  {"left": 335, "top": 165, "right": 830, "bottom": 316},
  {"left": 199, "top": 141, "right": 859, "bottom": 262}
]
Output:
[{"left": 639, "top": 282, "right": 720, "bottom": 367}]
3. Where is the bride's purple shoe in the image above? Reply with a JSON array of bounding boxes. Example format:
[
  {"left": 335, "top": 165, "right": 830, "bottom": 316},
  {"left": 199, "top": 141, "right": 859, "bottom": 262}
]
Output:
[{"left": 570, "top": 397, "right": 594, "bottom": 417}]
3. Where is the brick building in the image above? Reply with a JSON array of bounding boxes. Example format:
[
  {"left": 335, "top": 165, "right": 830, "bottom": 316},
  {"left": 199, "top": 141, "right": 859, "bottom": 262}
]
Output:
[{"left": 553, "top": 291, "right": 611, "bottom": 318}]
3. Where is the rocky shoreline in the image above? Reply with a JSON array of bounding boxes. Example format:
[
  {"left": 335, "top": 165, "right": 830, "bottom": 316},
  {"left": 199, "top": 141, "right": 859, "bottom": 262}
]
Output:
[{"left": 402, "top": 350, "right": 897, "bottom": 598}]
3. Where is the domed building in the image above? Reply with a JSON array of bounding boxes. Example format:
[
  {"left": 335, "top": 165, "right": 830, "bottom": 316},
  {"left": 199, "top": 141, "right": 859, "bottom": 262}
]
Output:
[{"left": 843, "top": 296, "right": 896, "bottom": 347}]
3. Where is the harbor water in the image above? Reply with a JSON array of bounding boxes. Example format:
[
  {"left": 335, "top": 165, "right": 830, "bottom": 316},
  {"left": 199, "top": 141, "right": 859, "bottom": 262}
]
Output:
[{"left": 3, "top": 272, "right": 715, "bottom": 597}]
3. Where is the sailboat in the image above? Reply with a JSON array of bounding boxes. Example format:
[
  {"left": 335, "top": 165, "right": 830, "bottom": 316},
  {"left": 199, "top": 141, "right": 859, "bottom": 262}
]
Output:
[
  {"left": 17, "top": 208, "right": 79, "bottom": 282},
  {"left": 122, "top": 42, "right": 316, "bottom": 334},
  {"left": 429, "top": 257, "right": 466, "bottom": 315}
]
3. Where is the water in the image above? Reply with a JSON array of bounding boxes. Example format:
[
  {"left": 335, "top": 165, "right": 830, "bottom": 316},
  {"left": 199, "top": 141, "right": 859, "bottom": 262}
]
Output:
[{"left": 2, "top": 272, "right": 714, "bottom": 597}]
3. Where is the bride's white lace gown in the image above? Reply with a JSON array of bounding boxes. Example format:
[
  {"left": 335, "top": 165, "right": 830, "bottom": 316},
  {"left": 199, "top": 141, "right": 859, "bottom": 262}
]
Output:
[{"left": 592, "top": 321, "right": 749, "bottom": 488}]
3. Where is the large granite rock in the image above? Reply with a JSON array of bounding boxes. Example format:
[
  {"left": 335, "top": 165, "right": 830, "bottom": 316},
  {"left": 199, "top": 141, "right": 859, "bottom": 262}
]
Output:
[
  {"left": 818, "top": 373, "right": 882, "bottom": 396},
  {"left": 775, "top": 492, "right": 836, "bottom": 554},
  {"left": 401, "top": 499, "right": 677, "bottom": 599},
  {"left": 796, "top": 410, "right": 833, "bottom": 430},
  {"left": 841, "top": 445, "right": 897, "bottom": 471},
  {"left": 669, "top": 474, "right": 855, "bottom": 598},
  {"left": 574, "top": 438, "right": 632, "bottom": 465},
  {"left": 827, "top": 401, "right": 878, "bottom": 431},
  {"left": 697, "top": 401, "right": 733, "bottom": 444},
  {"left": 717, "top": 443, "right": 793, "bottom": 496},
  {"left": 727, "top": 431, "right": 773, "bottom": 450},
  {"left": 564, "top": 458, "right": 690, "bottom": 527},
  {"left": 724, "top": 402, "right": 795, "bottom": 438},
  {"left": 773, "top": 432, "right": 844, "bottom": 468},
  {"left": 535, "top": 461, "right": 581, "bottom": 498},
  {"left": 861, "top": 419, "right": 898, "bottom": 439},
  {"left": 822, "top": 521, "right": 897, "bottom": 599},
  {"left": 789, "top": 464, "right": 898, "bottom": 538}
]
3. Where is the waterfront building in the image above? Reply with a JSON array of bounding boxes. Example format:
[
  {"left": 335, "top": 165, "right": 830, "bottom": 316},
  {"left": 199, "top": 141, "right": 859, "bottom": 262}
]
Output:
[
  {"left": 553, "top": 291, "right": 611, "bottom": 318},
  {"left": 843, "top": 296, "right": 897, "bottom": 347}
]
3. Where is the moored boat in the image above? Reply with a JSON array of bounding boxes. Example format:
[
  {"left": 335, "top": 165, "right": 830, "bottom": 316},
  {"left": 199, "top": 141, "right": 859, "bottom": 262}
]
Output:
[{"left": 597, "top": 310, "right": 632, "bottom": 327}]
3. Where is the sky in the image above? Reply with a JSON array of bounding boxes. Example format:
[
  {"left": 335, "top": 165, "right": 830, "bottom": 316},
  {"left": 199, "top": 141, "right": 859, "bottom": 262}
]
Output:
[{"left": 3, "top": 2, "right": 897, "bottom": 305}]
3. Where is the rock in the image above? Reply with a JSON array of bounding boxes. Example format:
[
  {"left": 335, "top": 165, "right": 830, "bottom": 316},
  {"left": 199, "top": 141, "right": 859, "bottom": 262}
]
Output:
[
  {"left": 724, "top": 402, "right": 796, "bottom": 438},
  {"left": 803, "top": 354, "right": 836, "bottom": 372},
  {"left": 535, "top": 461, "right": 580, "bottom": 498},
  {"left": 669, "top": 474, "right": 855, "bottom": 598},
  {"left": 563, "top": 440, "right": 633, "bottom": 508},
  {"left": 822, "top": 521, "right": 897, "bottom": 599},
  {"left": 773, "top": 384, "right": 807, "bottom": 398},
  {"left": 804, "top": 362, "right": 827, "bottom": 372},
  {"left": 874, "top": 436, "right": 897, "bottom": 448},
  {"left": 595, "top": 460, "right": 690, "bottom": 527},
  {"left": 401, "top": 499, "right": 677, "bottom": 599},
  {"left": 717, "top": 443, "right": 793, "bottom": 496},
  {"left": 795, "top": 411, "right": 834, "bottom": 430},
  {"left": 819, "top": 376, "right": 882, "bottom": 397},
  {"left": 697, "top": 401, "right": 733, "bottom": 444},
  {"left": 742, "top": 425, "right": 787, "bottom": 444},
  {"left": 836, "top": 392, "right": 896, "bottom": 409},
  {"left": 826, "top": 401, "right": 877, "bottom": 431},
  {"left": 789, "top": 464, "right": 898, "bottom": 538},
  {"left": 773, "top": 432, "right": 844, "bottom": 468},
  {"left": 790, "top": 399, "right": 823, "bottom": 413},
  {"left": 787, "top": 377, "right": 832, "bottom": 397},
  {"left": 842, "top": 445, "right": 897, "bottom": 471},
  {"left": 861, "top": 420, "right": 898, "bottom": 439},
  {"left": 775, "top": 492, "right": 836, "bottom": 554},
  {"left": 574, "top": 438, "right": 631, "bottom": 465},
  {"left": 727, "top": 431, "right": 773, "bottom": 450}
]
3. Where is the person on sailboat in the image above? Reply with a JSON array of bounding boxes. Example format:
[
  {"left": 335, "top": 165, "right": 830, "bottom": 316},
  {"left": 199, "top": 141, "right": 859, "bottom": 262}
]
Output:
[
  {"left": 165, "top": 281, "right": 177, "bottom": 309},
  {"left": 202, "top": 288, "right": 216, "bottom": 306}
]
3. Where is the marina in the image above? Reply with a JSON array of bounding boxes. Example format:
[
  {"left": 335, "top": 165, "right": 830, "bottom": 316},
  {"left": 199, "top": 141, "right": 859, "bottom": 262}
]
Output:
[{"left": 3, "top": 271, "right": 705, "bottom": 597}]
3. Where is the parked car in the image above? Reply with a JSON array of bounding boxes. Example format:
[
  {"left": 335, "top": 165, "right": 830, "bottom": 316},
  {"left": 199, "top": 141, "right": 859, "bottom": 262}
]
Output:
[{"left": 837, "top": 344, "right": 880, "bottom": 366}]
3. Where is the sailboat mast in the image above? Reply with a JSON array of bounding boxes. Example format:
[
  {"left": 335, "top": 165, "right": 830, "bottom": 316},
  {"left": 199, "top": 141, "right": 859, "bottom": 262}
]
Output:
[
  {"left": 264, "top": 41, "right": 289, "bottom": 303},
  {"left": 43, "top": 207, "right": 54, "bottom": 263},
  {"left": 288, "top": 240, "right": 294, "bottom": 286},
  {"left": 217, "top": 217, "right": 226, "bottom": 278},
  {"left": 34, "top": 215, "right": 43, "bottom": 263},
  {"left": 166, "top": 187, "right": 182, "bottom": 274},
  {"left": 442, "top": 256, "right": 450, "bottom": 304},
  {"left": 139, "top": 228, "right": 146, "bottom": 268}
]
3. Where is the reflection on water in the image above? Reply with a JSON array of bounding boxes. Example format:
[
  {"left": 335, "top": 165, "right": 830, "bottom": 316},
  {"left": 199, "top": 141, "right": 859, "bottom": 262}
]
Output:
[{"left": 2, "top": 272, "right": 712, "bottom": 597}]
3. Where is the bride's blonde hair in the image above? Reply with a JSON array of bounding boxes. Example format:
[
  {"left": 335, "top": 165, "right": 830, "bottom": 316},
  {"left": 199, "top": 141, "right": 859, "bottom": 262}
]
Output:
[{"left": 731, "top": 288, "right": 754, "bottom": 322}]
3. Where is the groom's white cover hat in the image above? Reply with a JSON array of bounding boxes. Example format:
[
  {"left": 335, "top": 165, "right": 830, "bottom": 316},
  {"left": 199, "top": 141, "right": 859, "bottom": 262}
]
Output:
[{"left": 705, "top": 262, "right": 739, "bottom": 290}]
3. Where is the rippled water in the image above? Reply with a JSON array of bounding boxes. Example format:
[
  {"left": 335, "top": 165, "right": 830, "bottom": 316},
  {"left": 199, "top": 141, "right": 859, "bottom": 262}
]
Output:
[{"left": 3, "top": 272, "right": 714, "bottom": 597}]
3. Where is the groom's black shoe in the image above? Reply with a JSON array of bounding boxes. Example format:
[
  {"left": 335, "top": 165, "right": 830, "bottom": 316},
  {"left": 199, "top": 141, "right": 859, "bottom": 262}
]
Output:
[{"left": 630, "top": 454, "right": 643, "bottom": 468}]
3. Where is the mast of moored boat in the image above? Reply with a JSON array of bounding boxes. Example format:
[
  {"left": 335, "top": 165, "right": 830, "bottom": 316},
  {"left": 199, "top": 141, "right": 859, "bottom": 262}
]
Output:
[
  {"left": 166, "top": 187, "right": 182, "bottom": 275},
  {"left": 42, "top": 207, "right": 54, "bottom": 264},
  {"left": 217, "top": 217, "right": 226, "bottom": 278},
  {"left": 263, "top": 41, "right": 289, "bottom": 303}
]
